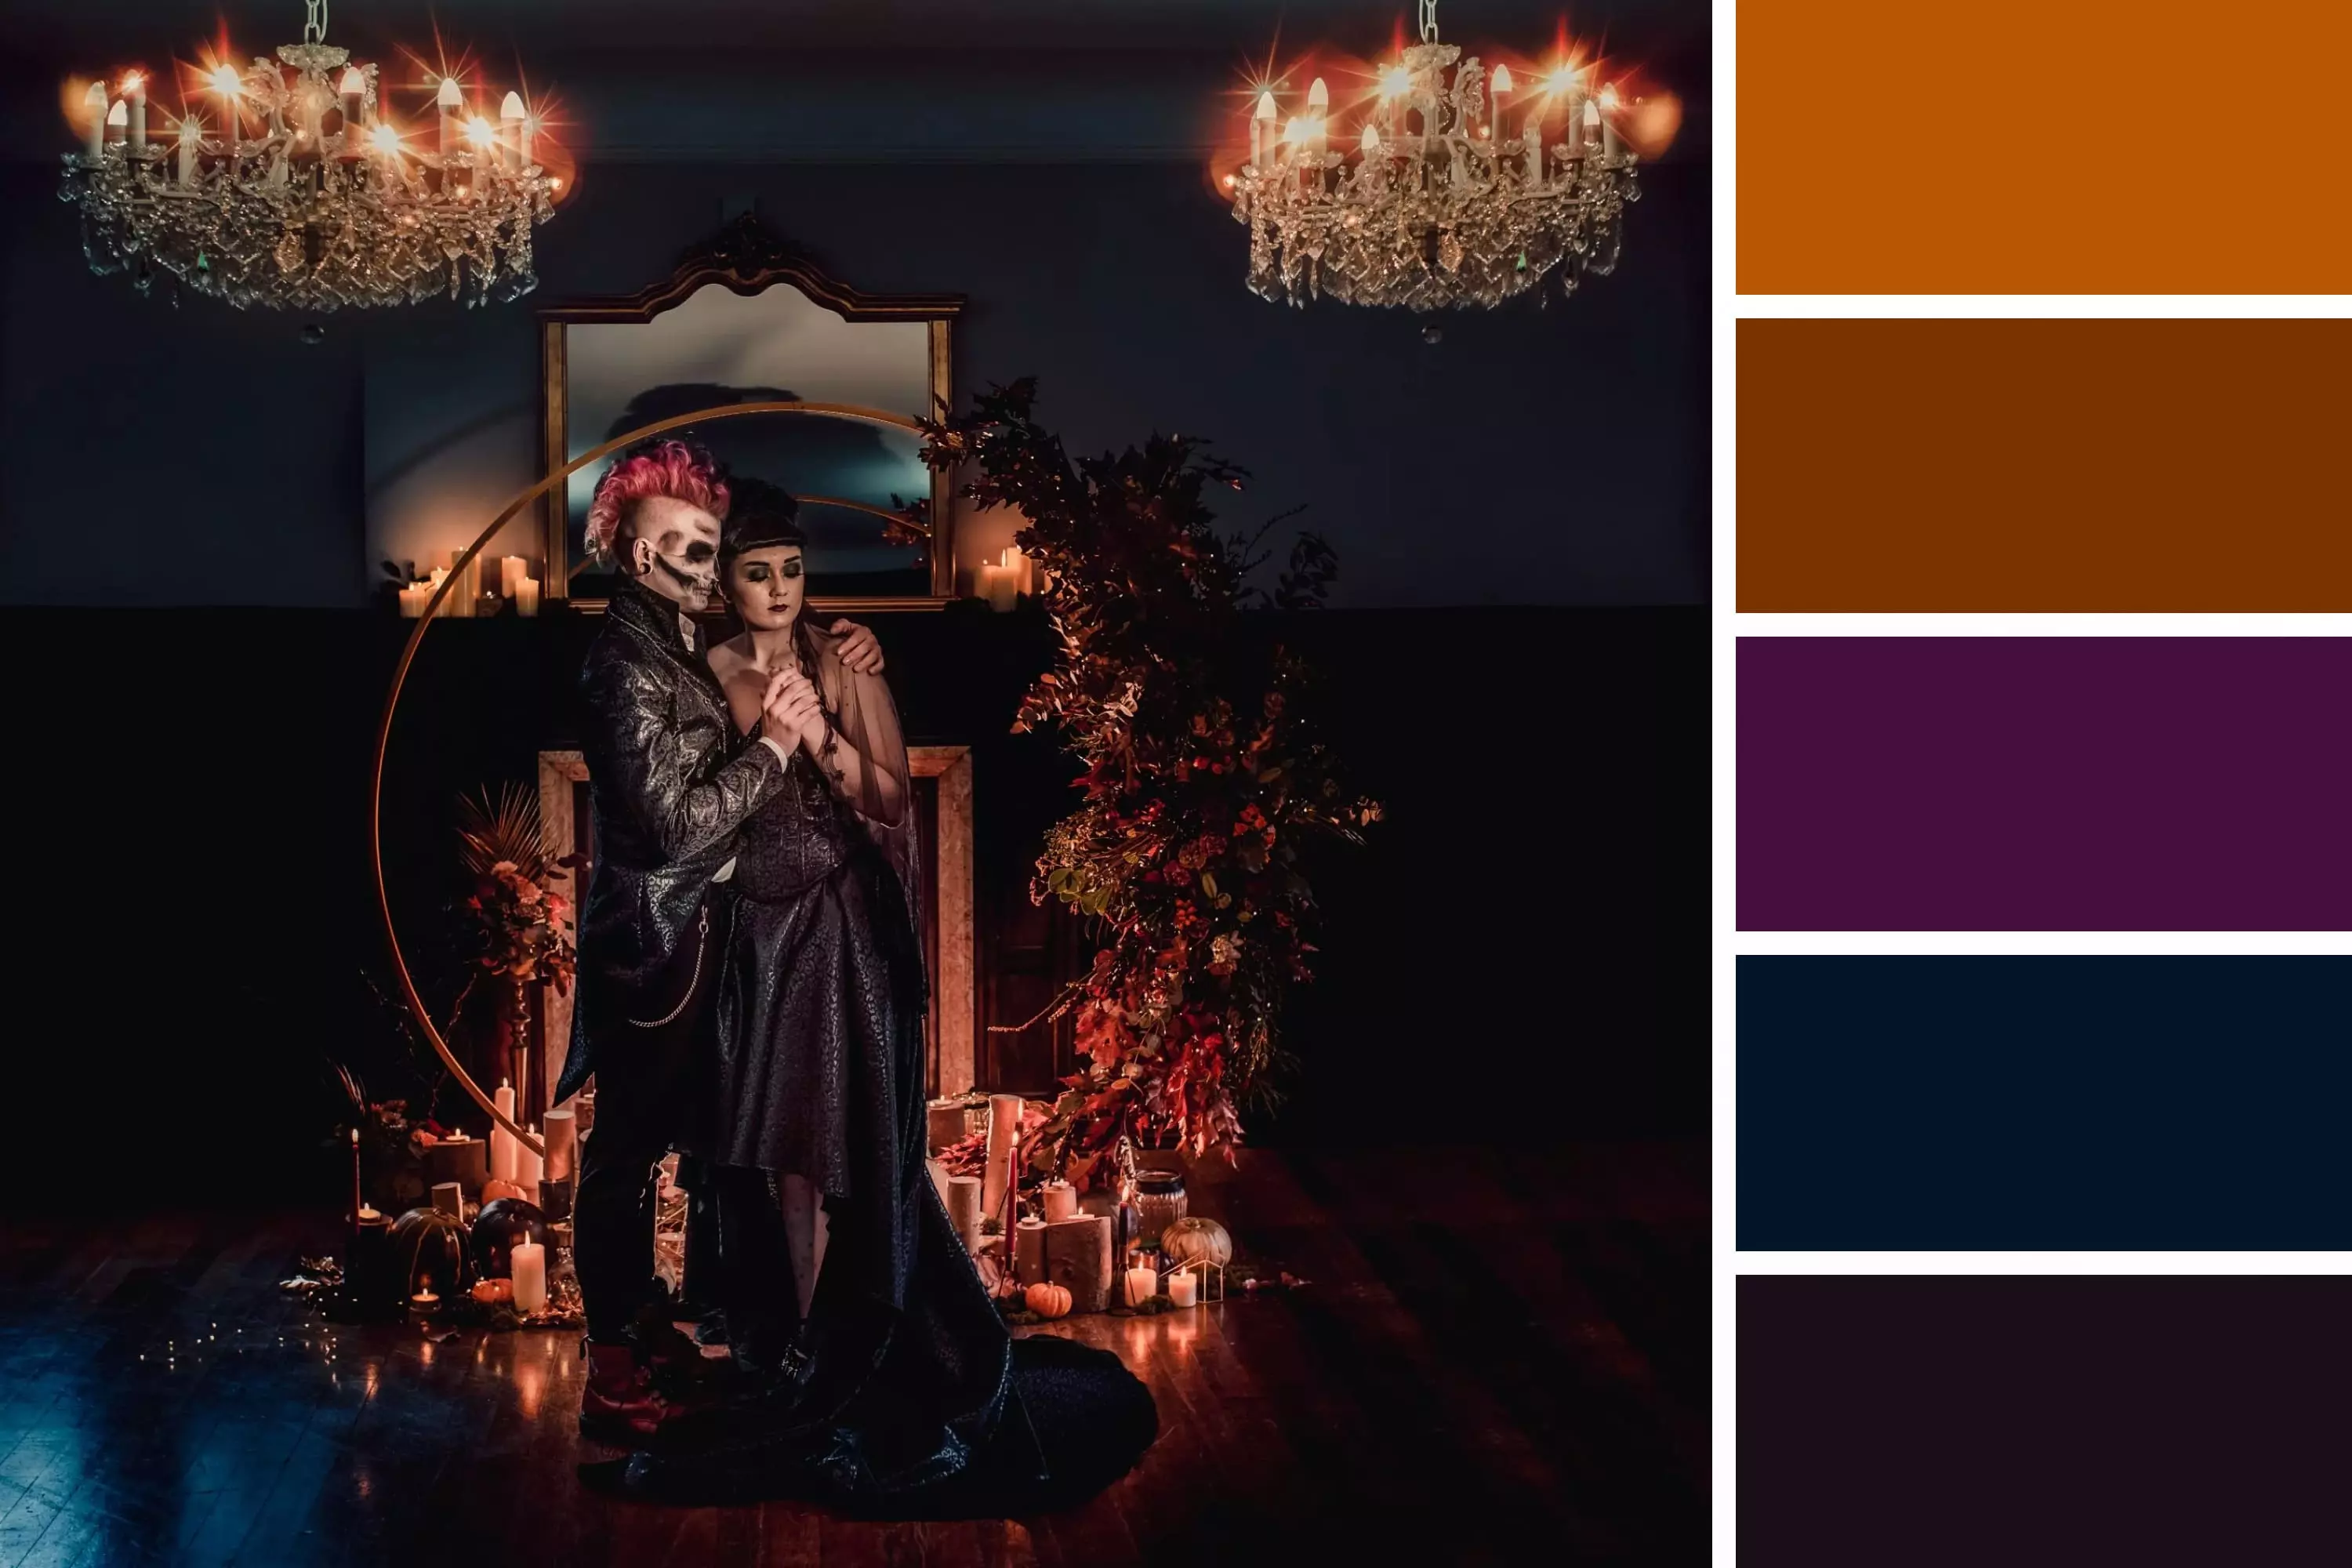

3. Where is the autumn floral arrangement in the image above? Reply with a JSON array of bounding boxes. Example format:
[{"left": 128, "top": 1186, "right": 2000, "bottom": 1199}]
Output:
[{"left": 920, "top": 380, "right": 1380, "bottom": 1188}]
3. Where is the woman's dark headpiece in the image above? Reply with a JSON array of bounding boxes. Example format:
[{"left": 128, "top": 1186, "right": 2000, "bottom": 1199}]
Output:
[{"left": 719, "top": 475, "right": 806, "bottom": 560}]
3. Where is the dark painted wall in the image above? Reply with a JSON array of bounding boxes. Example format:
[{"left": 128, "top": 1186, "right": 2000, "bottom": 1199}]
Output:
[
  {"left": 4, "top": 158, "right": 1708, "bottom": 609},
  {"left": 5, "top": 604, "right": 1705, "bottom": 1209}
]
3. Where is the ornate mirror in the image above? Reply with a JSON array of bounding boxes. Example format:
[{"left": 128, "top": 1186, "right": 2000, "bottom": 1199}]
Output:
[{"left": 539, "top": 214, "right": 962, "bottom": 609}]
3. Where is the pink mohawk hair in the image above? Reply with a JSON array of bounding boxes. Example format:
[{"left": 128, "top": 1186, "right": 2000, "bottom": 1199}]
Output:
[{"left": 584, "top": 439, "right": 731, "bottom": 561}]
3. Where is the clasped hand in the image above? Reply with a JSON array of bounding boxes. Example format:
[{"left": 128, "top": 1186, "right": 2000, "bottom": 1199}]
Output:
[{"left": 761, "top": 666, "right": 826, "bottom": 753}]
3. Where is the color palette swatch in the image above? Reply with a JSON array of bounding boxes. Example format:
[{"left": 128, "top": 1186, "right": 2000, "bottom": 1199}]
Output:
[
  {"left": 1740, "top": 1277, "right": 2352, "bottom": 1564},
  {"left": 1739, "top": 2, "right": 2352, "bottom": 293},
  {"left": 1738, "top": 956, "right": 2352, "bottom": 1250},
  {"left": 1738, "top": 637, "right": 2352, "bottom": 931},
  {"left": 1738, "top": 319, "right": 2352, "bottom": 611}
]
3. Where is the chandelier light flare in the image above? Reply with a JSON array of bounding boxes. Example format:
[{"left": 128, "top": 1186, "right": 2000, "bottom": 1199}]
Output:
[
  {"left": 1228, "top": 0, "right": 1646, "bottom": 311},
  {"left": 58, "top": 0, "right": 564, "bottom": 311}
]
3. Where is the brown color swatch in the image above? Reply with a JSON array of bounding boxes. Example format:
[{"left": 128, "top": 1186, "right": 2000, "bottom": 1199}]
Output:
[
  {"left": 1739, "top": 318, "right": 2352, "bottom": 610},
  {"left": 1740, "top": 2, "right": 2352, "bottom": 293}
]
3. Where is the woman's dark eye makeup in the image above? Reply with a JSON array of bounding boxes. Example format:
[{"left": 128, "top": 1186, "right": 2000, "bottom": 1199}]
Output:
[{"left": 746, "top": 558, "right": 805, "bottom": 583}]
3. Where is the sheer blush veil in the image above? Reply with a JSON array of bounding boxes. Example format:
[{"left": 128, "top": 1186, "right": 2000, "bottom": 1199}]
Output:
[{"left": 802, "top": 622, "right": 924, "bottom": 971}]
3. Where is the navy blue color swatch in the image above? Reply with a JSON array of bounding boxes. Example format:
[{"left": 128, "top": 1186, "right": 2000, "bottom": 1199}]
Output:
[{"left": 1739, "top": 956, "right": 2352, "bottom": 1249}]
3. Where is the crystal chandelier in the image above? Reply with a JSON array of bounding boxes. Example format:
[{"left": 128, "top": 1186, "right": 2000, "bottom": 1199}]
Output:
[
  {"left": 58, "top": 0, "right": 561, "bottom": 311},
  {"left": 1229, "top": 0, "right": 1642, "bottom": 311}
]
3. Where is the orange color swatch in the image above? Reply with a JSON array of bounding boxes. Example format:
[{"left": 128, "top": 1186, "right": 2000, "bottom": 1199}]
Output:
[
  {"left": 1739, "top": 319, "right": 2352, "bottom": 610},
  {"left": 1740, "top": 2, "right": 2352, "bottom": 292}
]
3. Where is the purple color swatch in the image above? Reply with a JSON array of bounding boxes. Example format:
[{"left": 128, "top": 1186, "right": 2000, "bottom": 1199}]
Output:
[{"left": 1739, "top": 637, "right": 2352, "bottom": 930}]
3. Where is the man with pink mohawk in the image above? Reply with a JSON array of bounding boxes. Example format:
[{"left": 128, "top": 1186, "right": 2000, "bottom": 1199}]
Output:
[{"left": 555, "top": 437, "right": 883, "bottom": 1441}]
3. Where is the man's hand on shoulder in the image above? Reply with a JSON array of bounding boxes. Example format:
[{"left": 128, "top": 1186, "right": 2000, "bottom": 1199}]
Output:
[{"left": 829, "top": 619, "right": 884, "bottom": 676}]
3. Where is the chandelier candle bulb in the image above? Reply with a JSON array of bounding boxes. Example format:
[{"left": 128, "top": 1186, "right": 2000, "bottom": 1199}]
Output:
[
  {"left": 1250, "top": 89, "right": 1276, "bottom": 167},
  {"left": 125, "top": 74, "right": 146, "bottom": 154},
  {"left": 1490, "top": 64, "right": 1512, "bottom": 143},
  {"left": 82, "top": 83, "right": 107, "bottom": 160},
  {"left": 1582, "top": 98, "right": 1601, "bottom": 151},
  {"left": 499, "top": 93, "right": 525, "bottom": 170},
  {"left": 104, "top": 100, "right": 126, "bottom": 149},
  {"left": 521, "top": 115, "right": 538, "bottom": 168},
  {"left": 436, "top": 75, "right": 461, "bottom": 158},
  {"left": 176, "top": 115, "right": 198, "bottom": 186}
]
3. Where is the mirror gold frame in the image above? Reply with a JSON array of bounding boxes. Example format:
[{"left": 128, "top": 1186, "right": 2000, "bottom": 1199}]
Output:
[{"left": 539, "top": 213, "right": 963, "bottom": 612}]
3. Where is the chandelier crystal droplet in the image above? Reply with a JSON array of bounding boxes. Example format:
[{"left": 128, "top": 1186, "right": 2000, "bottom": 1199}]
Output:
[
  {"left": 1229, "top": 0, "right": 1642, "bottom": 311},
  {"left": 59, "top": 0, "right": 561, "bottom": 311}
]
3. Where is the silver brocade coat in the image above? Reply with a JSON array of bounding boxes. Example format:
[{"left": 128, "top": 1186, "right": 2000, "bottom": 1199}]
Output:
[{"left": 555, "top": 575, "right": 784, "bottom": 1105}]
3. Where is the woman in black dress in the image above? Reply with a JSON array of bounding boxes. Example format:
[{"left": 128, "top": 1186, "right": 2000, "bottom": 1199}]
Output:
[{"left": 632, "top": 478, "right": 1151, "bottom": 1512}]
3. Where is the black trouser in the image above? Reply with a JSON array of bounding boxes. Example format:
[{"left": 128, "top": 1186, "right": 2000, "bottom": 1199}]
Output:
[{"left": 574, "top": 903, "right": 720, "bottom": 1342}]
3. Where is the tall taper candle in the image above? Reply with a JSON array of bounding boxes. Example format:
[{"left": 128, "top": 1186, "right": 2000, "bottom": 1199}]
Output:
[
  {"left": 125, "top": 73, "right": 146, "bottom": 154},
  {"left": 350, "top": 1126, "right": 361, "bottom": 1230},
  {"left": 982, "top": 1093, "right": 1022, "bottom": 1221}
]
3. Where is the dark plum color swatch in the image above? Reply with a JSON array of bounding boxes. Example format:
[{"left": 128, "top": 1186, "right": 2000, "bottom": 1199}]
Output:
[
  {"left": 1739, "top": 637, "right": 2352, "bottom": 930},
  {"left": 1742, "top": 1276, "right": 2352, "bottom": 1567}
]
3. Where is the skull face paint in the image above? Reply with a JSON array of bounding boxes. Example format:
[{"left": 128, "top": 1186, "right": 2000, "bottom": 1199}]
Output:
[{"left": 626, "top": 495, "right": 724, "bottom": 612}]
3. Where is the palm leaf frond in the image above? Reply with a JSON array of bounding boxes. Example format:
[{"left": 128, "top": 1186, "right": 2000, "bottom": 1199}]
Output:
[{"left": 456, "top": 782, "right": 549, "bottom": 880}]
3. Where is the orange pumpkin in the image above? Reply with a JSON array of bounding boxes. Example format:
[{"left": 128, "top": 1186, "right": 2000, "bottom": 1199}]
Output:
[
  {"left": 1025, "top": 1282, "right": 1073, "bottom": 1319},
  {"left": 481, "top": 1179, "right": 528, "bottom": 1205},
  {"left": 471, "top": 1278, "right": 514, "bottom": 1305}
]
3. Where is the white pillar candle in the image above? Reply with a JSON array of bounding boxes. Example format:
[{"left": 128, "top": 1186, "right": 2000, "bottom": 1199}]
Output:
[
  {"left": 982, "top": 1094, "right": 1022, "bottom": 1218},
  {"left": 397, "top": 583, "right": 430, "bottom": 617},
  {"left": 1041, "top": 1180, "right": 1077, "bottom": 1224},
  {"left": 541, "top": 1105, "right": 576, "bottom": 1182},
  {"left": 125, "top": 74, "right": 147, "bottom": 154},
  {"left": 947, "top": 1174, "right": 984, "bottom": 1255},
  {"left": 510, "top": 1240, "right": 546, "bottom": 1312},
  {"left": 1124, "top": 1263, "right": 1159, "bottom": 1307},
  {"left": 83, "top": 84, "right": 109, "bottom": 159},
  {"left": 1167, "top": 1270, "right": 1199, "bottom": 1308},
  {"left": 514, "top": 576, "right": 541, "bottom": 617},
  {"left": 490, "top": 1079, "right": 519, "bottom": 1184},
  {"left": 984, "top": 564, "right": 1017, "bottom": 613},
  {"left": 499, "top": 555, "right": 528, "bottom": 597},
  {"left": 516, "top": 1125, "right": 543, "bottom": 1199}
]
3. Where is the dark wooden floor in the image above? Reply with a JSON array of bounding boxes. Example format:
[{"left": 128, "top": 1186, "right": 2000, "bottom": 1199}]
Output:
[{"left": 0, "top": 1143, "right": 1708, "bottom": 1566}]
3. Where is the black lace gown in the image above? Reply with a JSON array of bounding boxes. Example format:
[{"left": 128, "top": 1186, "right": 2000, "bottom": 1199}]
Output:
[{"left": 649, "top": 740, "right": 1154, "bottom": 1512}]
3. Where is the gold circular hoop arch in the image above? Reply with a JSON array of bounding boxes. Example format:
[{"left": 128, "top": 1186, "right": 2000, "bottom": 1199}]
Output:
[{"left": 369, "top": 401, "right": 929, "bottom": 1159}]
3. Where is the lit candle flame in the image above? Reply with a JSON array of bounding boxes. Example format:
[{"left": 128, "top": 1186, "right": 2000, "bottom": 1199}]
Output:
[
  {"left": 1544, "top": 64, "right": 1581, "bottom": 96},
  {"left": 209, "top": 64, "right": 241, "bottom": 98},
  {"left": 1598, "top": 83, "right": 1621, "bottom": 113},
  {"left": 370, "top": 122, "right": 401, "bottom": 154},
  {"left": 463, "top": 115, "right": 494, "bottom": 147},
  {"left": 1378, "top": 64, "right": 1411, "bottom": 100},
  {"left": 121, "top": 71, "right": 143, "bottom": 93}
]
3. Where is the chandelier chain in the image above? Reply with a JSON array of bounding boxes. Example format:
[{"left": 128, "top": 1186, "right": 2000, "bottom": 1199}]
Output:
[
  {"left": 1418, "top": 0, "right": 1439, "bottom": 43},
  {"left": 305, "top": 0, "right": 328, "bottom": 44}
]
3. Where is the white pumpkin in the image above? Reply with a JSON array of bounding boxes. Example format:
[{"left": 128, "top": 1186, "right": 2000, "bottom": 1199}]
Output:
[{"left": 1159, "top": 1217, "right": 1232, "bottom": 1269}]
